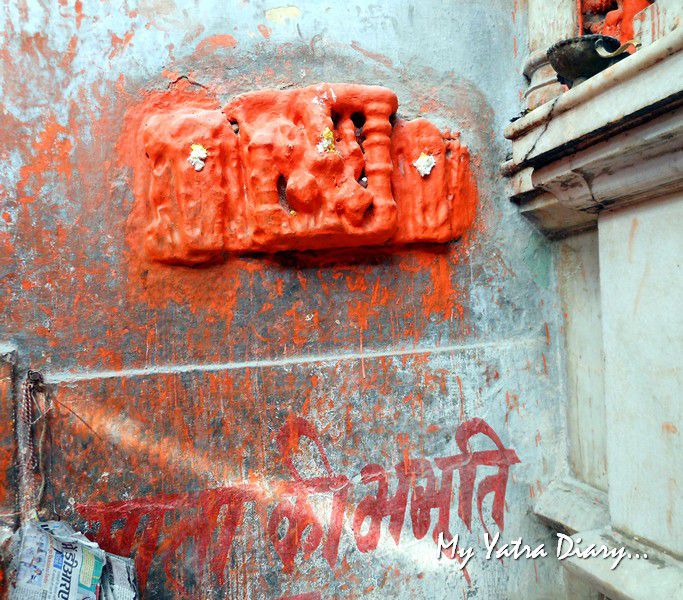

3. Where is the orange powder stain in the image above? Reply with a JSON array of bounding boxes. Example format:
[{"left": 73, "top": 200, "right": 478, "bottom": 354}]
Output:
[
  {"left": 60, "top": 35, "right": 78, "bottom": 70},
  {"left": 74, "top": 0, "right": 84, "bottom": 28},
  {"left": 505, "top": 391, "right": 520, "bottom": 425},
  {"left": 18, "top": 117, "right": 73, "bottom": 197},
  {"left": 284, "top": 302, "right": 318, "bottom": 347},
  {"left": 584, "top": 0, "right": 652, "bottom": 43},
  {"left": 193, "top": 34, "right": 238, "bottom": 56},
  {"left": 418, "top": 98, "right": 440, "bottom": 114},
  {"left": 345, "top": 273, "right": 369, "bottom": 293},
  {"left": 419, "top": 252, "right": 461, "bottom": 322},
  {"left": 109, "top": 31, "right": 134, "bottom": 59},
  {"left": 161, "top": 68, "right": 180, "bottom": 81},
  {"left": 348, "top": 299, "right": 379, "bottom": 334},
  {"left": 396, "top": 433, "right": 411, "bottom": 473},
  {"left": 258, "top": 302, "right": 274, "bottom": 315}
]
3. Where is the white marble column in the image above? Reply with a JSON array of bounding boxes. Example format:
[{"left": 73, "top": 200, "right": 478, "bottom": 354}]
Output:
[{"left": 598, "top": 194, "right": 683, "bottom": 556}]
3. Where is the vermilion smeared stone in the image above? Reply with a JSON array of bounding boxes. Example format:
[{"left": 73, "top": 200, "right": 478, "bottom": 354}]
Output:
[{"left": 123, "top": 82, "right": 477, "bottom": 264}]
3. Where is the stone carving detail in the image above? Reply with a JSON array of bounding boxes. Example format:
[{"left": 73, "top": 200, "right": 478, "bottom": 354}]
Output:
[
  {"left": 127, "top": 84, "right": 477, "bottom": 265},
  {"left": 390, "top": 119, "right": 476, "bottom": 244},
  {"left": 224, "top": 84, "right": 398, "bottom": 252}
]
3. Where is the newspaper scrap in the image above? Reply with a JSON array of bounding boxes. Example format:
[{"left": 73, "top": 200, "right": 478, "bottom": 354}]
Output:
[
  {"left": 8, "top": 520, "right": 138, "bottom": 600},
  {"left": 100, "top": 552, "right": 137, "bottom": 600}
]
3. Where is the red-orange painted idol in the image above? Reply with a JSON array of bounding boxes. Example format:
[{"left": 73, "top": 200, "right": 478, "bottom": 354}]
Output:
[
  {"left": 582, "top": 0, "right": 653, "bottom": 42},
  {"left": 122, "top": 83, "right": 477, "bottom": 264}
]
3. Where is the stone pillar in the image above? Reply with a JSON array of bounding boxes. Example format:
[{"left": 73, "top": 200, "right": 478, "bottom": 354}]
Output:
[
  {"left": 524, "top": 0, "right": 579, "bottom": 110},
  {"left": 598, "top": 194, "right": 683, "bottom": 557}
]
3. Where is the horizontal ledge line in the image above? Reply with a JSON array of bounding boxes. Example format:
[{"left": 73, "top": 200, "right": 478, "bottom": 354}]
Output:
[{"left": 43, "top": 335, "right": 543, "bottom": 384}]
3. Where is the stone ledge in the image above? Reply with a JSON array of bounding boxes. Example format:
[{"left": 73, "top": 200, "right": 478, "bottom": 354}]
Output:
[
  {"left": 505, "top": 26, "right": 683, "bottom": 169},
  {"left": 508, "top": 104, "right": 683, "bottom": 236},
  {"left": 505, "top": 26, "right": 683, "bottom": 237},
  {"left": 534, "top": 477, "right": 610, "bottom": 534},
  {"left": 563, "top": 528, "right": 683, "bottom": 600}
]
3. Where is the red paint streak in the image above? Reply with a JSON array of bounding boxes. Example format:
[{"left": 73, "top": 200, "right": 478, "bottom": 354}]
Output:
[
  {"left": 60, "top": 35, "right": 78, "bottom": 70},
  {"left": 456, "top": 375, "right": 465, "bottom": 422},
  {"left": 257, "top": 23, "right": 272, "bottom": 39},
  {"left": 77, "top": 415, "right": 519, "bottom": 593},
  {"left": 419, "top": 252, "right": 462, "bottom": 322},
  {"left": 505, "top": 391, "right": 520, "bottom": 425},
  {"left": 349, "top": 41, "right": 394, "bottom": 68}
]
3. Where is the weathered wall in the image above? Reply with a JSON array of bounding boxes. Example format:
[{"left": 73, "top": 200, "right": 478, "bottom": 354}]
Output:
[
  {"left": 557, "top": 231, "right": 607, "bottom": 491},
  {"left": 0, "top": 1, "right": 570, "bottom": 598}
]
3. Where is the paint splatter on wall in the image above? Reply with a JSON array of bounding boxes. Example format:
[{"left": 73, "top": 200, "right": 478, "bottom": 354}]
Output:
[{"left": 0, "top": 1, "right": 567, "bottom": 598}]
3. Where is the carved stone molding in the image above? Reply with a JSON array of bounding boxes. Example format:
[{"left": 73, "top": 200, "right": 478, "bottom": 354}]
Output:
[
  {"left": 505, "top": 27, "right": 683, "bottom": 237},
  {"left": 523, "top": 48, "right": 567, "bottom": 112},
  {"left": 121, "top": 83, "right": 477, "bottom": 265}
]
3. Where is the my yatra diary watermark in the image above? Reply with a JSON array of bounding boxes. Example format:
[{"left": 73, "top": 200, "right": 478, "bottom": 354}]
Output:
[{"left": 437, "top": 532, "right": 649, "bottom": 570}]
